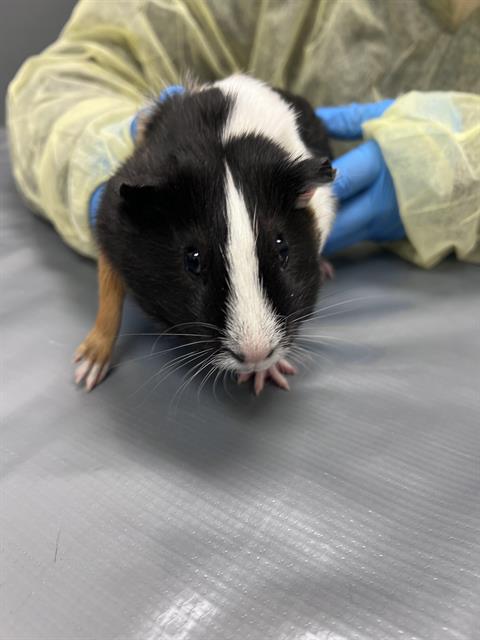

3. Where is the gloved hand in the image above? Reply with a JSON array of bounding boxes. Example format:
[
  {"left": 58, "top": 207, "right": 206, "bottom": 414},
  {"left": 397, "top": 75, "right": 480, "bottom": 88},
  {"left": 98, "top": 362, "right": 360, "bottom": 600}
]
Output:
[
  {"left": 315, "top": 100, "right": 405, "bottom": 255},
  {"left": 130, "top": 84, "right": 185, "bottom": 139}
]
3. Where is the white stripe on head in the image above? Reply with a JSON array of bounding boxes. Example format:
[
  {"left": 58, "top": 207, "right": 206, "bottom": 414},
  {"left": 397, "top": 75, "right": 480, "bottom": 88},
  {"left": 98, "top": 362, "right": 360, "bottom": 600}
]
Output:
[
  {"left": 223, "top": 164, "right": 282, "bottom": 364},
  {"left": 216, "top": 74, "right": 335, "bottom": 251},
  {"left": 215, "top": 74, "right": 309, "bottom": 160}
]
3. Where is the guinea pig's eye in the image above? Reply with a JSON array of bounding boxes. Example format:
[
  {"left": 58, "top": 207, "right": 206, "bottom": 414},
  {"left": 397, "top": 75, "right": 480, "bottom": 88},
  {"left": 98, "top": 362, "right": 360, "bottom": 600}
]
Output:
[
  {"left": 184, "top": 247, "right": 202, "bottom": 275},
  {"left": 275, "top": 235, "right": 289, "bottom": 268}
]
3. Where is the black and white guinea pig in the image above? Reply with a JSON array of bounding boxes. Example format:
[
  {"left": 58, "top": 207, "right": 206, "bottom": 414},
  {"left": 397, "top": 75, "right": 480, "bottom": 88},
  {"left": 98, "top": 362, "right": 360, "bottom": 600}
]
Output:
[{"left": 95, "top": 74, "right": 335, "bottom": 393}]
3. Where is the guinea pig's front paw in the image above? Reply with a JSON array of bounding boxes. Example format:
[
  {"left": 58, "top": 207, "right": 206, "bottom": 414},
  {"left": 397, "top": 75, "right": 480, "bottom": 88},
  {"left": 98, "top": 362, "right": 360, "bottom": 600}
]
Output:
[
  {"left": 73, "top": 330, "right": 113, "bottom": 392},
  {"left": 238, "top": 359, "right": 298, "bottom": 396}
]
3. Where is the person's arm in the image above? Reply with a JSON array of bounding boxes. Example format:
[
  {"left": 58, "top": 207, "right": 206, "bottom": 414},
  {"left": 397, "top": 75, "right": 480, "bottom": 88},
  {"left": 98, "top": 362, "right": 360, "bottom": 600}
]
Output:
[
  {"left": 317, "top": 94, "right": 480, "bottom": 267},
  {"left": 364, "top": 92, "right": 480, "bottom": 267},
  {"left": 6, "top": 4, "right": 155, "bottom": 257}
]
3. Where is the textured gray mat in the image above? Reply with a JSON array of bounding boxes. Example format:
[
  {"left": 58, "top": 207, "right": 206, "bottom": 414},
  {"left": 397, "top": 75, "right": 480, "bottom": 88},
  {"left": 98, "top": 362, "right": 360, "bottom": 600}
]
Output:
[{"left": 1, "top": 129, "right": 479, "bottom": 640}]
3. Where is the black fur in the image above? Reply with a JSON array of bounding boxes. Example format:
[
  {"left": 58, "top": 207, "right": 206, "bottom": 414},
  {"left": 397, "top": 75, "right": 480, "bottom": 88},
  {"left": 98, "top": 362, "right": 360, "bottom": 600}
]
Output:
[
  {"left": 96, "top": 82, "right": 334, "bottom": 359},
  {"left": 274, "top": 87, "right": 333, "bottom": 160}
]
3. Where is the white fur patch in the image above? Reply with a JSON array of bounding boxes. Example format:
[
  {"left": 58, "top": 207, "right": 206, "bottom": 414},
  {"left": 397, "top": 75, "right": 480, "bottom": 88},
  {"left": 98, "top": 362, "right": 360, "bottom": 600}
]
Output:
[
  {"left": 311, "top": 185, "right": 336, "bottom": 251},
  {"left": 215, "top": 74, "right": 309, "bottom": 161},
  {"left": 215, "top": 74, "right": 335, "bottom": 249},
  {"left": 223, "top": 165, "right": 281, "bottom": 365}
]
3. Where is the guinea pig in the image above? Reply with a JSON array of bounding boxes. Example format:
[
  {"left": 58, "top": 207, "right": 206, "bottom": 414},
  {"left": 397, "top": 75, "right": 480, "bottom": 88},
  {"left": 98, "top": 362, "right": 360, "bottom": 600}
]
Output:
[{"left": 74, "top": 74, "right": 335, "bottom": 394}]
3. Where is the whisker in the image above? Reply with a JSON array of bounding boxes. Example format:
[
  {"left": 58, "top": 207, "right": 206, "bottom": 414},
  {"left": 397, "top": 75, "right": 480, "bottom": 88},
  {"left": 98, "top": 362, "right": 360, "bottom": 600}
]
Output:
[
  {"left": 118, "top": 332, "right": 164, "bottom": 337},
  {"left": 298, "top": 335, "right": 355, "bottom": 345},
  {"left": 130, "top": 352, "right": 199, "bottom": 400},
  {"left": 288, "top": 350, "right": 314, "bottom": 373},
  {"left": 151, "top": 348, "right": 215, "bottom": 395},
  {"left": 149, "top": 335, "right": 215, "bottom": 355},
  {"left": 289, "top": 345, "right": 315, "bottom": 365},
  {"left": 284, "top": 290, "right": 360, "bottom": 322},
  {"left": 293, "top": 306, "right": 372, "bottom": 326},
  {"left": 131, "top": 348, "right": 213, "bottom": 398},
  {"left": 111, "top": 339, "right": 216, "bottom": 370},
  {"left": 119, "top": 331, "right": 211, "bottom": 339},
  {"left": 197, "top": 363, "right": 218, "bottom": 402},
  {"left": 303, "top": 308, "right": 368, "bottom": 323},
  {"left": 170, "top": 352, "right": 219, "bottom": 410},
  {"left": 129, "top": 352, "right": 206, "bottom": 406},
  {"left": 289, "top": 295, "right": 378, "bottom": 326},
  {"left": 223, "top": 369, "right": 235, "bottom": 402},
  {"left": 154, "top": 332, "right": 216, "bottom": 338},
  {"left": 167, "top": 359, "right": 210, "bottom": 415},
  {"left": 292, "top": 342, "right": 336, "bottom": 371},
  {"left": 212, "top": 368, "right": 223, "bottom": 404},
  {"left": 163, "top": 320, "right": 222, "bottom": 334}
]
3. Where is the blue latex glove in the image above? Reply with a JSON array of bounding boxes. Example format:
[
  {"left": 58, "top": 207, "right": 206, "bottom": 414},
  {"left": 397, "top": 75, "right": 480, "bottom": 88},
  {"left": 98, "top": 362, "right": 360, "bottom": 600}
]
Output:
[
  {"left": 130, "top": 84, "right": 185, "bottom": 139},
  {"left": 89, "top": 85, "right": 185, "bottom": 227},
  {"left": 315, "top": 100, "right": 405, "bottom": 256}
]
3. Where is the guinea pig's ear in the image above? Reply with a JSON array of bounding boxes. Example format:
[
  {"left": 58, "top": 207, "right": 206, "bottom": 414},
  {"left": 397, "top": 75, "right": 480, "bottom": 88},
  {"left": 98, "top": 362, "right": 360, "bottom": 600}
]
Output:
[
  {"left": 294, "top": 157, "right": 336, "bottom": 209},
  {"left": 118, "top": 179, "right": 168, "bottom": 227},
  {"left": 119, "top": 182, "right": 160, "bottom": 206}
]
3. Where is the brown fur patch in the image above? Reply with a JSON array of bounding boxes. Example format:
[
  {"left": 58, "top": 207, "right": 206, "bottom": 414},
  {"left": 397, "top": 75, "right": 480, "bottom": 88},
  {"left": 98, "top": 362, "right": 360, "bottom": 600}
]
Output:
[{"left": 75, "top": 252, "right": 125, "bottom": 366}]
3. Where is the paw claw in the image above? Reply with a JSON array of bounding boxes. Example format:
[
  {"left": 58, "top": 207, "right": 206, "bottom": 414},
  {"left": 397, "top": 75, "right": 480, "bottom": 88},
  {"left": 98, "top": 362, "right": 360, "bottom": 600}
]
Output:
[
  {"left": 85, "top": 363, "right": 102, "bottom": 392},
  {"left": 74, "top": 331, "right": 113, "bottom": 391},
  {"left": 99, "top": 363, "right": 110, "bottom": 385},
  {"left": 254, "top": 370, "right": 267, "bottom": 396},
  {"left": 269, "top": 367, "right": 290, "bottom": 391},
  {"left": 240, "top": 359, "right": 297, "bottom": 395},
  {"left": 75, "top": 359, "right": 92, "bottom": 385},
  {"left": 278, "top": 359, "right": 297, "bottom": 375}
]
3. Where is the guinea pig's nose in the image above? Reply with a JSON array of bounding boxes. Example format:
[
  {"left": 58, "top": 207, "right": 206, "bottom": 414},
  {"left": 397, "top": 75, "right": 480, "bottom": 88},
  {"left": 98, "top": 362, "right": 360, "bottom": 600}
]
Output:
[{"left": 241, "top": 347, "right": 275, "bottom": 364}]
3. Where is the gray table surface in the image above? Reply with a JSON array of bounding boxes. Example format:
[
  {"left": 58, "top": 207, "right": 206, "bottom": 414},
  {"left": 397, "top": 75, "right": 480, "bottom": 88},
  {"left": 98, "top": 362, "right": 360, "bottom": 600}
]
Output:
[{"left": 1, "top": 130, "right": 479, "bottom": 640}]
